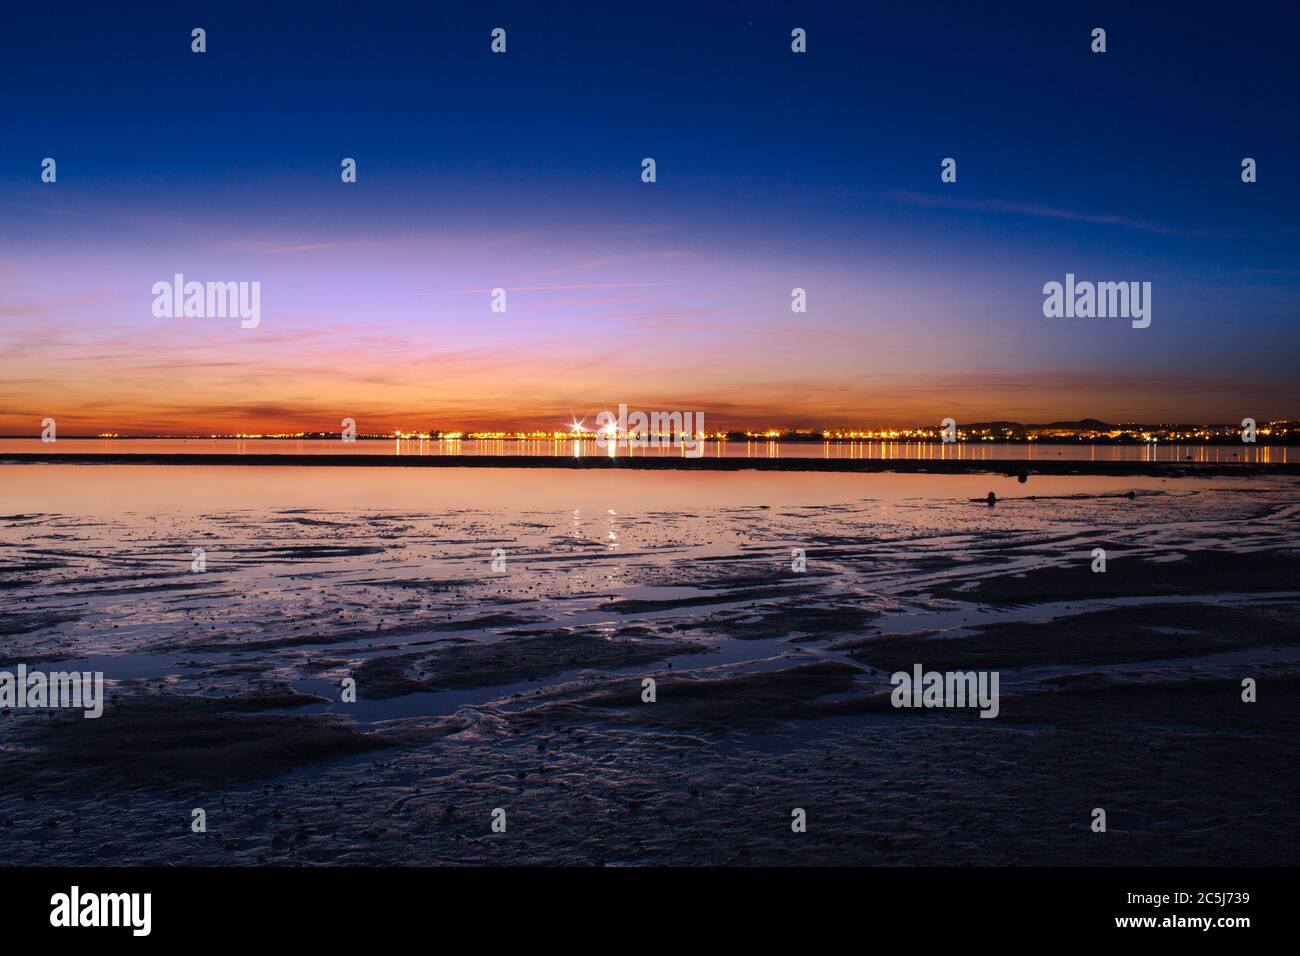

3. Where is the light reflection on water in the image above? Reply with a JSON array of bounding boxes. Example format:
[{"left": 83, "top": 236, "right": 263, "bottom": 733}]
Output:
[{"left": 0, "top": 437, "right": 1292, "bottom": 464}]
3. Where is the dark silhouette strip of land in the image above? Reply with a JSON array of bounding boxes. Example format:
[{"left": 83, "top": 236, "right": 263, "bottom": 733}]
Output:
[{"left": 1, "top": 452, "right": 1296, "bottom": 477}]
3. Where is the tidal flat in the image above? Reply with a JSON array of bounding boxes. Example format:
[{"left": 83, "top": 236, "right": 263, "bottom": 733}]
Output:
[{"left": 0, "top": 464, "right": 1297, "bottom": 865}]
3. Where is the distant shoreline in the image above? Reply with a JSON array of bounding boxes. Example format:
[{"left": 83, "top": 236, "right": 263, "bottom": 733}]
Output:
[{"left": 1, "top": 452, "right": 1296, "bottom": 477}]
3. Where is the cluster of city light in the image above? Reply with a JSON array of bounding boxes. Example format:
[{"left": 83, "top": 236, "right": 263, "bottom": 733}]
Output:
[
  {"left": 820, "top": 429, "right": 949, "bottom": 440},
  {"left": 80, "top": 419, "right": 1298, "bottom": 442}
]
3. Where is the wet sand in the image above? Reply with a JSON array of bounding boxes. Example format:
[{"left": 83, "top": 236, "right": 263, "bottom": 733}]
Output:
[{"left": 0, "top": 466, "right": 1297, "bottom": 865}]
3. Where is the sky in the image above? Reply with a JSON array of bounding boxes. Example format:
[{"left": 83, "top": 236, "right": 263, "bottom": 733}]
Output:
[{"left": 1, "top": 1, "right": 1297, "bottom": 435}]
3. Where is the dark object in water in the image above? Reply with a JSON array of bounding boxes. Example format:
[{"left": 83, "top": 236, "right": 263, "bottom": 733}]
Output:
[
  {"left": 1017, "top": 469, "right": 1028, "bottom": 484},
  {"left": 986, "top": 492, "right": 997, "bottom": 506}
]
